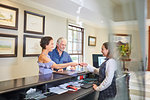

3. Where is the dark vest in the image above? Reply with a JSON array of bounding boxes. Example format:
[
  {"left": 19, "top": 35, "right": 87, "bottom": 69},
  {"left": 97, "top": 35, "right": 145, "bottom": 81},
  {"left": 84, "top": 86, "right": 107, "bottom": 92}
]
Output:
[{"left": 98, "top": 58, "right": 117, "bottom": 100}]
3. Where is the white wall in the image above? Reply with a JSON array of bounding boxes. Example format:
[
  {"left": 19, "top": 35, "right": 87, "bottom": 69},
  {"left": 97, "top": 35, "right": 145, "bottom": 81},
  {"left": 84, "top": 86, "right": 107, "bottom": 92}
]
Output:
[
  {"left": 0, "top": 0, "right": 107, "bottom": 81},
  {"left": 0, "top": 0, "right": 147, "bottom": 81},
  {"left": 84, "top": 25, "right": 108, "bottom": 65},
  {"left": 0, "top": 0, "right": 67, "bottom": 81},
  {"left": 112, "top": 23, "right": 147, "bottom": 71},
  {"left": 112, "top": 24, "right": 142, "bottom": 60}
]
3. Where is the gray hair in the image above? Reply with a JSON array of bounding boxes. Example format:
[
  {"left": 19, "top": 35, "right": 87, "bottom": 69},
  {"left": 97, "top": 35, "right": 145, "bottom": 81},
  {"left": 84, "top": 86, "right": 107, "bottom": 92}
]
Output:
[{"left": 56, "top": 37, "right": 67, "bottom": 45}]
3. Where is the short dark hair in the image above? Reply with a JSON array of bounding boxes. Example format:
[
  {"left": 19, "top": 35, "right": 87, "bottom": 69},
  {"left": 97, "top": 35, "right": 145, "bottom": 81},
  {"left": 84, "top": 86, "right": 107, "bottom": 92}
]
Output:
[{"left": 40, "top": 36, "right": 53, "bottom": 49}]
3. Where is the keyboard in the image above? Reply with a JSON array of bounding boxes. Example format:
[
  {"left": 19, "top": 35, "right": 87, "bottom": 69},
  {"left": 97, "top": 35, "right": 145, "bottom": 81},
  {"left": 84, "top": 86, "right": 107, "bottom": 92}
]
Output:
[{"left": 84, "top": 78, "right": 97, "bottom": 81}]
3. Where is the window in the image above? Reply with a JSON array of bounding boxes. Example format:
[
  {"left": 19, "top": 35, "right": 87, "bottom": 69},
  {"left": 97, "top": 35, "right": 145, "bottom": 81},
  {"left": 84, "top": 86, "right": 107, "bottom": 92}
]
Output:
[{"left": 67, "top": 24, "right": 84, "bottom": 63}]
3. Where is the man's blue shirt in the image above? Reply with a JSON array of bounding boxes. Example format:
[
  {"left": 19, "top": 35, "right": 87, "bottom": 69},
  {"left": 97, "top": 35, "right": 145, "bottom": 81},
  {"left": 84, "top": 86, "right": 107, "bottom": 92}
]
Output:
[{"left": 48, "top": 48, "right": 72, "bottom": 70}]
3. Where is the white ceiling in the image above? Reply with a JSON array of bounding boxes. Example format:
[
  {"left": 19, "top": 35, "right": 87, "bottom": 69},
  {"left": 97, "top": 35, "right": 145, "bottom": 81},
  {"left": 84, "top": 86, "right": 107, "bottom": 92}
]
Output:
[
  {"left": 29, "top": 0, "right": 106, "bottom": 26},
  {"left": 10, "top": 0, "right": 148, "bottom": 26}
]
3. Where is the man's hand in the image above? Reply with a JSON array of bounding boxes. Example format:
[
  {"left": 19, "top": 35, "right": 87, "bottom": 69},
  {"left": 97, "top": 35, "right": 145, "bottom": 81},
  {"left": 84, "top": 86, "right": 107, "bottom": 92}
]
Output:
[
  {"left": 58, "top": 69, "right": 63, "bottom": 72},
  {"left": 79, "top": 62, "right": 88, "bottom": 66}
]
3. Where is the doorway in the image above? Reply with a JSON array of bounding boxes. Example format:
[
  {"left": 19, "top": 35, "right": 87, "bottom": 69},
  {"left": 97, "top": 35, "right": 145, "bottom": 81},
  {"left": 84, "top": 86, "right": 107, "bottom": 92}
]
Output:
[{"left": 148, "top": 26, "right": 150, "bottom": 71}]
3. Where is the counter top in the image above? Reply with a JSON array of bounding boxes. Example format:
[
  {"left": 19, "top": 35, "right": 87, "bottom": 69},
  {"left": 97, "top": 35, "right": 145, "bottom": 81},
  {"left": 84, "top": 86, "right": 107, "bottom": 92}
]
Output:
[
  {"left": 0, "top": 71, "right": 89, "bottom": 94},
  {"left": 0, "top": 71, "right": 129, "bottom": 100},
  {"left": 0, "top": 73, "right": 70, "bottom": 94}
]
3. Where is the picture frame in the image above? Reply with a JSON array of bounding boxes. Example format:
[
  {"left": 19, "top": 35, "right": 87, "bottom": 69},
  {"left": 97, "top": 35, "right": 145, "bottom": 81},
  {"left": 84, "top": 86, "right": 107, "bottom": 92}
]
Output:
[
  {"left": 88, "top": 36, "right": 96, "bottom": 46},
  {"left": 0, "top": 34, "right": 18, "bottom": 57},
  {"left": 113, "top": 34, "right": 132, "bottom": 59},
  {"left": 0, "top": 4, "right": 18, "bottom": 30},
  {"left": 24, "top": 11, "right": 45, "bottom": 35},
  {"left": 23, "top": 35, "right": 42, "bottom": 57}
]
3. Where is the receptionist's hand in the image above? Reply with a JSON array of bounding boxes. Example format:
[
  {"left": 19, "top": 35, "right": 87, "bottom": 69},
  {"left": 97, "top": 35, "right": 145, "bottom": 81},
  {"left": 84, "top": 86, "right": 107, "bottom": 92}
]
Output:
[
  {"left": 58, "top": 69, "right": 63, "bottom": 72},
  {"left": 93, "top": 84, "right": 98, "bottom": 90},
  {"left": 79, "top": 62, "right": 88, "bottom": 66}
]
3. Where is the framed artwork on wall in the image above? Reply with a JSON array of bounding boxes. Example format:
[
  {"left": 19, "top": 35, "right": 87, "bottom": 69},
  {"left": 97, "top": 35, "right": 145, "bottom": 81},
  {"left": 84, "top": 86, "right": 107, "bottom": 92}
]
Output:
[
  {"left": 23, "top": 35, "right": 42, "bottom": 57},
  {"left": 113, "top": 34, "right": 132, "bottom": 60},
  {"left": 0, "top": 4, "right": 18, "bottom": 30},
  {"left": 0, "top": 34, "right": 18, "bottom": 57},
  {"left": 24, "top": 11, "right": 45, "bottom": 35},
  {"left": 88, "top": 36, "right": 96, "bottom": 46}
]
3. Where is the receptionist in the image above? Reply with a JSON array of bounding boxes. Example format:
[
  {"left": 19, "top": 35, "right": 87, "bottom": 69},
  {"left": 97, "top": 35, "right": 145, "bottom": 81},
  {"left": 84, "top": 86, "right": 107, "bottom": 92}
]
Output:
[{"left": 80, "top": 42, "right": 117, "bottom": 100}]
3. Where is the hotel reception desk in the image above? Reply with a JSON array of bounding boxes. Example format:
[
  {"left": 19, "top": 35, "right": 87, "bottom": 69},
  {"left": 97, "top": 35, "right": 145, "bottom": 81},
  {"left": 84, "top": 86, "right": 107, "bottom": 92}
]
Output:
[{"left": 0, "top": 71, "right": 130, "bottom": 100}]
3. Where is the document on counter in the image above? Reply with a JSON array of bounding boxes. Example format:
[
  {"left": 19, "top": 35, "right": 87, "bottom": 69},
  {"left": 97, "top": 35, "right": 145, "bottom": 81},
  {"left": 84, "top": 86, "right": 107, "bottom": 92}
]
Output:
[
  {"left": 60, "top": 83, "right": 81, "bottom": 91},
  {"left": 53, "top": 70, "right": 85, "bottom": 75},
  {"left": 49, "top": 87, "right": 68, "bottom": 94},
  {"left": 59, "top": 83, "right": 70, "bottom": 90}
]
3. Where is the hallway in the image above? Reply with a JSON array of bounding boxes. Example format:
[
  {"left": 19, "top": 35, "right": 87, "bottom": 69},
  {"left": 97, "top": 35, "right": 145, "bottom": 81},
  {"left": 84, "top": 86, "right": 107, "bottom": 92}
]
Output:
[{"left": 129, "top": 71, "right": 150, "bottom": 100}]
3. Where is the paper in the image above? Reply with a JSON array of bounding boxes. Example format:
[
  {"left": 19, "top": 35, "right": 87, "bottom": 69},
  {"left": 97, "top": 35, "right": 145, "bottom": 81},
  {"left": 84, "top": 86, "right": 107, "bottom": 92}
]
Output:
[
  {"left": 49, "top": 81, "right": 84, "bottom": 94},
  {"left": 26, "top": 88, "right": 36, "bottom": 94},
  {"left": 59, "top": 83, "right": 70, "bottom": 90},
  {"left": 49, "top": 87, "right": 68, "bottom": 94},
  {"left": 87, "top": 64, "right": 96, "bottom": 72}
]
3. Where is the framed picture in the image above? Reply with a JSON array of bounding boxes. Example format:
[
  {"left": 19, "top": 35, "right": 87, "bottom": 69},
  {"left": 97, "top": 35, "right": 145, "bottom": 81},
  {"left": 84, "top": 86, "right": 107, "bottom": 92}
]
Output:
[
  {"left": 88, "top": 36, "right": 96, "bottom": 46},
  {"left": 0, "top": 34, "right": 18, "bottom": 57},
  {"left": 23, "top": 35, "right": 42, "bottom": 57},
  {"left": 24, "top": 11, "right": 45, "bottom": 35},
  {"left": 0, "top": 4, "right": 18, "bottom": 30},
  {"left": 113, "top": 34, "right": 132, "bottom": 59}
]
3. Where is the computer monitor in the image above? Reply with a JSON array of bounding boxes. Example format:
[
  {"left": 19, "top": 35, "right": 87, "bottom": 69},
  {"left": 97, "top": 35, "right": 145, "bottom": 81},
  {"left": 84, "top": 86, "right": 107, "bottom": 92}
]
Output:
[{"left": 92, "top": 54, "right": 106, "bottom": 68}]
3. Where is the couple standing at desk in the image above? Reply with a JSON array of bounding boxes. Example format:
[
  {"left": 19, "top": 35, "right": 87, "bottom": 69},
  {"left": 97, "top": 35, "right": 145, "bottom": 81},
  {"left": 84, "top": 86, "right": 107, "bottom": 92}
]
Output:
[
  {"left": 38, "top": 37, "right": 77, "bottom": 74},
  {"left": 38, "top": 36, "right": 117, "bottom": 100}
]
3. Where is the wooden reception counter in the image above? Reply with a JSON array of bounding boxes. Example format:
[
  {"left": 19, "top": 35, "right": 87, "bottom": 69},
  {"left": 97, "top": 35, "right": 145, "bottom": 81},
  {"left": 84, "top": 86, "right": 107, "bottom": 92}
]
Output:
[
  {"left": 0, "top": 71, "right": 94, "bottom": 100},
  {"left": 0, "top": 71, "right": 130, "bottom": 100}
]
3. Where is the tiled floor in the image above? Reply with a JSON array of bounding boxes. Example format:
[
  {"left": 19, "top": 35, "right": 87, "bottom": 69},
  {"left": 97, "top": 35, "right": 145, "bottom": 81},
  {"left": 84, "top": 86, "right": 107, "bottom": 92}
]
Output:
[{"left": 129, "top": 71, "right": 150, "bottom": 100}]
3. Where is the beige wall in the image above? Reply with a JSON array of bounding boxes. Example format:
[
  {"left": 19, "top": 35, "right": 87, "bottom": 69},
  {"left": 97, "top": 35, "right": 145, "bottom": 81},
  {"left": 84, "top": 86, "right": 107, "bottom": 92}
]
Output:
[
  {"left": 112, "top": 24, "right": 142, "bottom": 60},
  {"left": 0, "top": 0, "right": 108, "bottom": 81},
  {"left": 0, "top": 0, "right": 148, "bottom": 81},
  {"left": 112, "top": 23, "right": 147, "bottom": 71},
  {"left": 83, "top": 25, "right": 108, "bottom": 65},
  {"left": 0, "top": 0, "right": 67, "bottom": 81}
]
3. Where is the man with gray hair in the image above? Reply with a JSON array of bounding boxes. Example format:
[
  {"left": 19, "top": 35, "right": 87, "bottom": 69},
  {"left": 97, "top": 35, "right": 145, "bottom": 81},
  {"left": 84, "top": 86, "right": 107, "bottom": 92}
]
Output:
[{"left": 48, "top": 37, "right": 73, "bottom": 71}]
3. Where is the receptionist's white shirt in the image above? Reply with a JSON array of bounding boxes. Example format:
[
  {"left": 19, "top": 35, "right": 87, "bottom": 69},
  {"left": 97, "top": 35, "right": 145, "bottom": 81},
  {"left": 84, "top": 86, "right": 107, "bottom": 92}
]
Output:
[{"left": 87, "top": 58, "right": 117, "bottom": 91}]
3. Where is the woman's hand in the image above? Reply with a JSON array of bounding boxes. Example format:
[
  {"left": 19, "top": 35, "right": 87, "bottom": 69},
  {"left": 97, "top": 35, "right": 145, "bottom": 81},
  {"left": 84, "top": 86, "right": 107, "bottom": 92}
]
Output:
[
  {"left": 93, "top": 84, "right": 97, "bottom": 90},
  {"left": 69, "top": 62, "right": 78, "bottom": 67},
  {"left": 70, "top": 66, "right": 76, "bottom": 70},
  {"left": 79, "top": 62, "right": 88, "bottom": 66}
]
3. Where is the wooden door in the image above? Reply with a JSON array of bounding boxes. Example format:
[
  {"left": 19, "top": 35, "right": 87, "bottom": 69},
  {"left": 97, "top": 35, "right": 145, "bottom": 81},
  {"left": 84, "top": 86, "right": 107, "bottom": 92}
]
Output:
[{"left": 148, "top": 26, "right": 150, "bottom": 71}]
